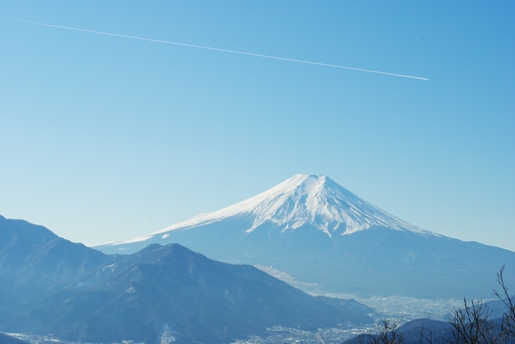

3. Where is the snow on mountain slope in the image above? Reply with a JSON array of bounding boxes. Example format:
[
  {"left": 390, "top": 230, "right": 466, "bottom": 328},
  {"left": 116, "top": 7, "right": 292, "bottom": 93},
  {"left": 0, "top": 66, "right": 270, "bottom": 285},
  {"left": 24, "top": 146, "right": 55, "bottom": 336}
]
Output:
[
  {"left": 111, "top": 174, "right": 435, "bottom": 246},
  {"left": 95, "top": 175, "right": 515, "bottom": 299}
]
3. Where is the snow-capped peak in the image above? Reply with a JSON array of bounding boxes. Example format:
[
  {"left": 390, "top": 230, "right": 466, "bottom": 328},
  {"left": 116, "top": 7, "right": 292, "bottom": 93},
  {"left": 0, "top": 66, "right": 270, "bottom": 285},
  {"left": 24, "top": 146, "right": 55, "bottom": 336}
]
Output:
[{"left": 153, "top": 174, "right": 432, "bottom": 238}]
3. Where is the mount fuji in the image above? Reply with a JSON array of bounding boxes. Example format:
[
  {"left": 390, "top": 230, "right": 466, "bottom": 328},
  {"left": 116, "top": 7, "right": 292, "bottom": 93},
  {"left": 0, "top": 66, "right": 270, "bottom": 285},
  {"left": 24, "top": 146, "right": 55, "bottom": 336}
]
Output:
[{"left": 97, "top": 174, "right": 515, "bottom": 299}]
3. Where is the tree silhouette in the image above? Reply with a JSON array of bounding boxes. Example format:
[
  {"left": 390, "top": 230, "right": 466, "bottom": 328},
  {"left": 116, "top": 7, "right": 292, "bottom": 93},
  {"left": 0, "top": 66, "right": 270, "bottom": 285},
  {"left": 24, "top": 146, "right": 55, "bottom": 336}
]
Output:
[
  {"left": 493, "top": 266, "right": 515, "bottom": 343},
  {"left": 353, "top": 266, "right": 514, "bottom": 344},
  {"left": 448, "top": 298, "right": 502, "bottom": 344}
]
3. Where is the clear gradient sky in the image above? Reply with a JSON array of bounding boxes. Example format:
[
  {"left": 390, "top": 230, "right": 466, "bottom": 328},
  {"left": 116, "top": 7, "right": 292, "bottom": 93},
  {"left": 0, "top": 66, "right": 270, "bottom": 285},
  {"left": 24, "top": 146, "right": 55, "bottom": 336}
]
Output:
[{"left": 1, "top": 2, "right": 514, "bottom": 251}]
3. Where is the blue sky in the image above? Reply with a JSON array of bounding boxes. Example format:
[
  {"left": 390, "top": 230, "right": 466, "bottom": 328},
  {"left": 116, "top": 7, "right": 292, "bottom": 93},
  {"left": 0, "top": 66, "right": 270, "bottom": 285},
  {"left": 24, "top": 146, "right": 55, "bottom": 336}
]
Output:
[{"left": 1, "top": 2, "right": 514, "bottom": 251}]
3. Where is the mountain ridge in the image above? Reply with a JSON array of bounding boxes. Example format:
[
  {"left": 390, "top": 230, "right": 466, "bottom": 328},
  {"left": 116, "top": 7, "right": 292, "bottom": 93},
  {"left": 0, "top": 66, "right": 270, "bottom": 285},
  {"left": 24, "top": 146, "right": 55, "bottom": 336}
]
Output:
[{"left": 0, "top": 214, "right": 373, "bottom": 343}]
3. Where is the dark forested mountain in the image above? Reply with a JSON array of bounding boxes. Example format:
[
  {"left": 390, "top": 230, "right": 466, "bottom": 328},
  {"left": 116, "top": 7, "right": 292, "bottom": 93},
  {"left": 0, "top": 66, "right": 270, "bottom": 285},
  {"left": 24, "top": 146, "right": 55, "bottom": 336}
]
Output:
[
  {"left": 0, "top": 215, "right": 112, "bottom": 285},
  {"left": 343, "top": 317, "right": 508, "bottom": 344},
  {"left": 343, "top": 319, "right": 453, "bottom": 344},
  {"left": 97, "top": 174, "right": 515, "bottom": 299},
  {"left": 0, "top": 215, "right": 113, "bottom": 321},
  {"left": 0, "top": 215, "right": 373, "bottom": 343}
]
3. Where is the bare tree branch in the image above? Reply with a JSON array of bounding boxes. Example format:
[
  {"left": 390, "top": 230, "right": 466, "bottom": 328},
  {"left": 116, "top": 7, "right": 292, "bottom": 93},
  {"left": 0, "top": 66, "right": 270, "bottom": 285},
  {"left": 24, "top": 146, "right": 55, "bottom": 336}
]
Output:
[{"left": 493, "top": 265, "right": 515, "bottom": 342}]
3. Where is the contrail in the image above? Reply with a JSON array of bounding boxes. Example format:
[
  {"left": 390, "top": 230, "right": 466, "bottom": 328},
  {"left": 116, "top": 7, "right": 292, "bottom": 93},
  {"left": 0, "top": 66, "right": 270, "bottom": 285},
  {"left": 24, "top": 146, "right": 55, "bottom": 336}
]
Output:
[{"left": 12, "top": 18, "right": 428, "bottom": 81}]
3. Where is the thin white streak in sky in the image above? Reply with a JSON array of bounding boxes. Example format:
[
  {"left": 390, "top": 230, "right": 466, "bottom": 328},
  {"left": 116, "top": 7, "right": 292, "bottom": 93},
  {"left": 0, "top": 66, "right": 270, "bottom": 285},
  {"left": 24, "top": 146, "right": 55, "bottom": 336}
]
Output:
[{"left": 13, "top": 19, "right": 429, "bottom": 81}]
